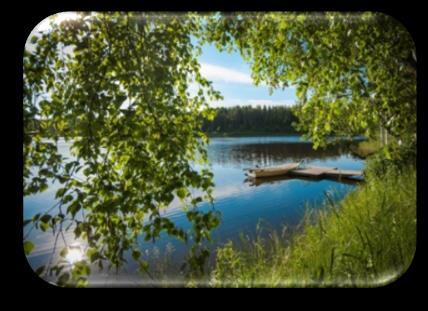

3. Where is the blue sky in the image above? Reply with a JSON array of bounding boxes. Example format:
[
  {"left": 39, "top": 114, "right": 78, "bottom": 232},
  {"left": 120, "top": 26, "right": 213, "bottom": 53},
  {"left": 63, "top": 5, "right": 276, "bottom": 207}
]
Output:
[{"left": 197, "top": 43, "right": 297, "bottom": 108}]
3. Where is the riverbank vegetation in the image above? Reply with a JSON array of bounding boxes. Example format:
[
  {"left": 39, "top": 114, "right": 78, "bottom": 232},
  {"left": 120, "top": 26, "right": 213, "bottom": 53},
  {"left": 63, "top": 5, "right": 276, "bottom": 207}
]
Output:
[{"left": 209, "top": 157, "right": 416, "bottom": 287}]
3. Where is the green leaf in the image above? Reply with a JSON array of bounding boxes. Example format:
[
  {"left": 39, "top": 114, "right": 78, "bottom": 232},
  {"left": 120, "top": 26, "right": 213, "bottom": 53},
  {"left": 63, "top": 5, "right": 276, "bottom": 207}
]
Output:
[
  {"left": 86, "top": 248, "right": 98, "bottom": 262},
  {"left": 62, "top": 194, "right": 74, "bottom": 204},
  {"left": 74, "top": 225, "right": 82, "bottom": 238},
  {"left": 40, "top": 222, "right": 49, "bottom": 232},
  {"left": 67, "top": 201, "right": 81, "bottom": 218},
  {"left": 58, "top": 272, "right": 70, "bottom": 286},
  {"left": 83, "top": 167, "right": 92, "bottom": 176},
  {"left": 176, "top": 188, "right": 188, "bottom": 200},
  {"left": 76, "top": 278, "right": 88, "bottom": 288},
  {"left": 35, "top": 265, "right": 45, "bottom": 276},
  {"left": 32, "top": 213, "right": 41, "bottom": 221},
  {"left": 55, "top": 188, "right": 66, "bottom": 198},
  {"left": 191, "top": 197, "right": 203, "bottom": 205},
  {"left": 40, "top": 214, "right": 52, "bottom": 223},
  {"left": 138, "top": 261, "right": 149, "bottom": 274},
  {"left": 24, "top": 240, "right": 34, "bottom": 255},
  {"left": 39, "top": 183, "right": 49, "bottom": 192},
  {"left": 60, "top": 247, "right": 68, "bottom": 258},
  {"left": 132, "top": 250, "right": 141, "bottom": 261}
]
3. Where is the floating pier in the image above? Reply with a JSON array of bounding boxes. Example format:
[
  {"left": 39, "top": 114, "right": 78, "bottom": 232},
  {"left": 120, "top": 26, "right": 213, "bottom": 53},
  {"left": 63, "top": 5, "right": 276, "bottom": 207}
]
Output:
[{"left": 245, "top": 162, "right": 363, "bottom": 181}]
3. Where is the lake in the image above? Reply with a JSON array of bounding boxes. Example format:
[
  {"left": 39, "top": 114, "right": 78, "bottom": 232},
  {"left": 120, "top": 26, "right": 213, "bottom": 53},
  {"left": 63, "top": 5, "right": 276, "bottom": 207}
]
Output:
[{"left": 24, "top": 135, "right": 365, "bottom": 286}]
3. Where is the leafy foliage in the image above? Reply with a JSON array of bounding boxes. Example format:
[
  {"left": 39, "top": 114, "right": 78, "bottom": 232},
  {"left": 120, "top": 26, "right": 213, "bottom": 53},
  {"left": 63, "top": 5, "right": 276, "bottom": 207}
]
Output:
[
  {"left": 23, "top": 12, "right": 222, "bottom": 286},
  {"left": 202, "top": 12, "right": 416, "bottom": 150}
]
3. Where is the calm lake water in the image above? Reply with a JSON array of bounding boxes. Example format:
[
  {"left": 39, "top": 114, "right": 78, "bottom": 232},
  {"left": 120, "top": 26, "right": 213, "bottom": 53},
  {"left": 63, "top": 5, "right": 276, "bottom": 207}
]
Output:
[{"left": 24, "top": 136, "right": 365, "bottom": 286}]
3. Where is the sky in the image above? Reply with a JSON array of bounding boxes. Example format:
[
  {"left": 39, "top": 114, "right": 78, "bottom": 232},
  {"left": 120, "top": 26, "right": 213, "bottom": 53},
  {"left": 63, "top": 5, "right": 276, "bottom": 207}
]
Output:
[
  {"left": 196, "top": 43, "right": 297, "bottom": 108},
  {"left": 28, "top": 13, "right": 297, "bottom": 108}
]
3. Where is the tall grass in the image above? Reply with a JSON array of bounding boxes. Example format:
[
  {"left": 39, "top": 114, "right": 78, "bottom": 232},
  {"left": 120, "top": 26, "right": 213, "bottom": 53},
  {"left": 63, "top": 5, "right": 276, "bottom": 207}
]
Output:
[{"left": 209, "top": 166, "right": 416, "bottom": 287}]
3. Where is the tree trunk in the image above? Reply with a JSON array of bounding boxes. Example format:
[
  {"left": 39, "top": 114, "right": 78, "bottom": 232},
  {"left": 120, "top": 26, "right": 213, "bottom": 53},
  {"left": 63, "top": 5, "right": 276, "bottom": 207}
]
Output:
[{"left": 380, "top": 126, "right": 388, "bottom": 146}]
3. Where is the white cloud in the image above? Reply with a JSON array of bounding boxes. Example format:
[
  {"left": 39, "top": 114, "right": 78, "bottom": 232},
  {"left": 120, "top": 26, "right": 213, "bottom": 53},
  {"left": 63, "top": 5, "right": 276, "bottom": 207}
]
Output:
[
  {"left": 247, "top": 99, "right": 295, "bottom": 106},
  {"left": 198, "top": 63, "right": 298, "bottom": 91},
  {"left": 210, "top": 98, "right": 295, "bottom": 108},
  {"left": 200, "top": 63, "right": 253, "bottom": 84}
]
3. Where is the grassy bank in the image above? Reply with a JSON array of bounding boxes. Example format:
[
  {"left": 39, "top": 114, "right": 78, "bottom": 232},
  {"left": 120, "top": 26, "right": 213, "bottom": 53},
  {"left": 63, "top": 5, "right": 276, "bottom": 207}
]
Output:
[{"left": 209, "top": 165, "right": 416, "bottom": 287}]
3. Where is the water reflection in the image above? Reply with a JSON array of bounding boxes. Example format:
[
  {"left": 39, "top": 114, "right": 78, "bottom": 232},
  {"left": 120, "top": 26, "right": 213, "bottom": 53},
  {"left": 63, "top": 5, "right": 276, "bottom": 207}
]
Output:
[
  {"left": 209, "top": 139, "right": 359, "bottom": 168},
  {"left": 246, "top": 174, "right": 363, "bottom": 187},
  {"left": 24, "top": 136, "right": 365, "bottom": 284}
]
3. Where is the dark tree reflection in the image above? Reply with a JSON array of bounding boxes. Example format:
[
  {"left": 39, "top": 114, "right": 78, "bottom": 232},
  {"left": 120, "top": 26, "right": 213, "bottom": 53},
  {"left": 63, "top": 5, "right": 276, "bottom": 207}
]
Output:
[{"left": 209, "top": 141, "right": 360, "bottom": 168}]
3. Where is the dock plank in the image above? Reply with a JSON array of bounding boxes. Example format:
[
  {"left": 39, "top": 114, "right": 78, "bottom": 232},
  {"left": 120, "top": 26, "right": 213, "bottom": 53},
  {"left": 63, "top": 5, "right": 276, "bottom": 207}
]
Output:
[
  {"left": 290, "top": 168, "right": 362, "bottom": 177},
  {"left": 289, "top": 167, "right": 328, "bottom": 177},
  {"left": 323, "top": 169, "right": 362, "bottom": 177}
]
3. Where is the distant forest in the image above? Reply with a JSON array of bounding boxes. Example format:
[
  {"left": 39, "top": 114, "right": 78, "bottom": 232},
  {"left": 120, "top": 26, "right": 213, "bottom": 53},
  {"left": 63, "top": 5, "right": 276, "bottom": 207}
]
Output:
[
  {"left": 202, "top": 105, "right": 299, "bottom": 136},
  {"left": 26, "top": 105, "right": 299, "bottom": 137}
]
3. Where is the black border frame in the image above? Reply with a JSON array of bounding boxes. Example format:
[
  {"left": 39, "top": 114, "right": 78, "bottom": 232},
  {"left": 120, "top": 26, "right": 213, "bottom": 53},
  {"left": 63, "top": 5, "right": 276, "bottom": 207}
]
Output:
[{"left": 13, "top": 0, "right": 425, "bottom": 291}]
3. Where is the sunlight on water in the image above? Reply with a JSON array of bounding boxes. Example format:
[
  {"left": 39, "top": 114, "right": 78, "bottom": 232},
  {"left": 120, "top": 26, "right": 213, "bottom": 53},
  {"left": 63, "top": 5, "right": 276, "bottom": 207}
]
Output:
[{"left": 65, "top": 244, "right": 84, "bottom": 265}]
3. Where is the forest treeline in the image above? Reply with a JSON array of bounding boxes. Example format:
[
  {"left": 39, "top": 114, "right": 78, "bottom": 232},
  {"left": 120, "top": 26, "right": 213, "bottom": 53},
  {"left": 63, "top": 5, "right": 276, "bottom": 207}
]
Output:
[
  {"left": 202, "top": 105, "right": 299, "bottom": 135},
  {"left": 28, "top": 105, "right": 299, "bottom": 137}
]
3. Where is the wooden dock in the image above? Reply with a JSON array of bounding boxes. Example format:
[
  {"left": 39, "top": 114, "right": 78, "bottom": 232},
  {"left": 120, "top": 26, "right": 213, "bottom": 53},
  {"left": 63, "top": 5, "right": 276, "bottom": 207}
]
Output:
[
  {"left": 289, "top": 167, "right": 329, "bottom": 177},
  {"left": 290, "top": 167, "right": 363, "bottom": 178},
  {"left": 245, "top": 162, "right": 363, "bottom": 180}
]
